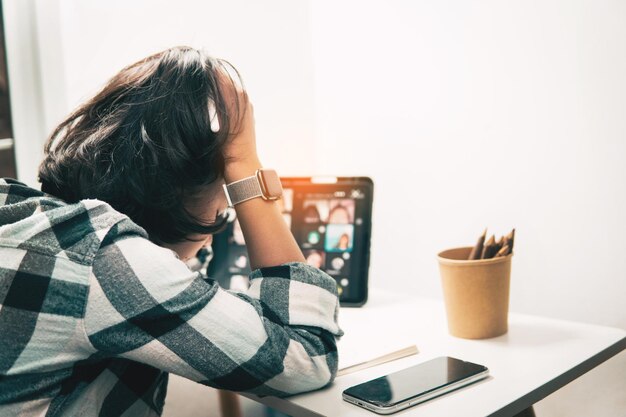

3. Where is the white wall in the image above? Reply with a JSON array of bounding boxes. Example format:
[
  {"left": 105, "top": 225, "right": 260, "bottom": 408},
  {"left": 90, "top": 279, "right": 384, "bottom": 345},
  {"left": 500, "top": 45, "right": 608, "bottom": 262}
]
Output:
[
  {"left": 3, "top": 0, "right": 47, "bottom": 187},
  {"left": 310, "top": 0, "right": 625, "bottom": 415},
  {"left": 310, "top": 0, "right": 626, "bottom": 327}
]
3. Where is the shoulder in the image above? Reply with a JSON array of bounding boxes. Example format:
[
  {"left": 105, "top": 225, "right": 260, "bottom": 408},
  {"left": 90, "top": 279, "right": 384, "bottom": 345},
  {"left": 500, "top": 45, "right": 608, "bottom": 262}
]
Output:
[
  {"left": 0, "top": 179, "right": 149, "bottom": 264},
  {"left": 80, "top": 199, "right": 160, "bottom": 268},
  {"left": 49, "top": 198, "right": 149, "bottom": 263}
]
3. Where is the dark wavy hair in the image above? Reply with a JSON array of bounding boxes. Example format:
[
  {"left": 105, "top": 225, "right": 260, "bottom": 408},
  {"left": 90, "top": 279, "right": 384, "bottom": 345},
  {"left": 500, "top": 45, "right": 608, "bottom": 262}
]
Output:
[{"left": 38, "top": 46, "right": 245, "bottom": 243}]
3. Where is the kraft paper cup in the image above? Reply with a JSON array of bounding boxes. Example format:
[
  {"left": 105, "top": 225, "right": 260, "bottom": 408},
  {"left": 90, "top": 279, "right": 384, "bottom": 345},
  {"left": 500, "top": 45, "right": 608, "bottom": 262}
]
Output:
[{"left": 437, "top": 247, "right": 512, "bottom": 339}]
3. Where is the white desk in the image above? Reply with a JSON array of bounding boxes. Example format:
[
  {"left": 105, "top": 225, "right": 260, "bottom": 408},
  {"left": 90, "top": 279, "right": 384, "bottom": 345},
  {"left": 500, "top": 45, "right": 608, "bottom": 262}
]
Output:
[{"left": 247, "top": 289, "right": 626, "bottom": 417}]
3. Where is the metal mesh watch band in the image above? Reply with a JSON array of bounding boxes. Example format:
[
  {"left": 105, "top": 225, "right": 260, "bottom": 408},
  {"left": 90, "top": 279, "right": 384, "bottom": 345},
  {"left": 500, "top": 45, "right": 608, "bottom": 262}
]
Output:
[{"left": 223, "top": 175, "right": 263, "bottom": 207}]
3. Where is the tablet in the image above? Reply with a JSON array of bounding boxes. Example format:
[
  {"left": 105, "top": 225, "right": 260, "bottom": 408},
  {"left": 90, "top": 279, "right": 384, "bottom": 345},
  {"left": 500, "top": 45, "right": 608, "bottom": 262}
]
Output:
[{"left": 208, "top": 176, "right": 373, "bottom": 306}]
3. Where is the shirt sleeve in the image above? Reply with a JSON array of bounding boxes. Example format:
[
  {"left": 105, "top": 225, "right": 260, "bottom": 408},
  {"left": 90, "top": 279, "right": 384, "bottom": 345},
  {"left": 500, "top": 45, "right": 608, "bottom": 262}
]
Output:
[{"left": 84, "top": 231, "right": 343, "bottom": 397}]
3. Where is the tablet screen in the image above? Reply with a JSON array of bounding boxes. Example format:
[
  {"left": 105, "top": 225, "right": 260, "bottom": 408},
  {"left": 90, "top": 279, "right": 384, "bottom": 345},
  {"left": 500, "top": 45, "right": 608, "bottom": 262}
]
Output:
[{"left": 208, "top": 177, "right": 373, "bottom": 306}]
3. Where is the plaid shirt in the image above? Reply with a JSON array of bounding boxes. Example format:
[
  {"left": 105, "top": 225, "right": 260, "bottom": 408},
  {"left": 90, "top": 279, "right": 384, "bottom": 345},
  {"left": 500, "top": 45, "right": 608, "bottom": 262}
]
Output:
[{"left": 0, "top": 178, "right": 342, "bottom": 417}]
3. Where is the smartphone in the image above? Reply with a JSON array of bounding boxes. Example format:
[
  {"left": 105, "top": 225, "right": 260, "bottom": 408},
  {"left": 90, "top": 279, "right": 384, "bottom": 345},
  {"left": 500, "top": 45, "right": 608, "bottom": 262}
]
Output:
[{"left": 342, "top": 357, "right": 489, "bottom": 414}]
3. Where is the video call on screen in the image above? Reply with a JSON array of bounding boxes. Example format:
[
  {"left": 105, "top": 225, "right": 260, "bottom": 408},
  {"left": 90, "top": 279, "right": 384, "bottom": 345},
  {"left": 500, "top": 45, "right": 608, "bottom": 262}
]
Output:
[{"left": 209, "top": 181, "right": 371, "bottom": 304}]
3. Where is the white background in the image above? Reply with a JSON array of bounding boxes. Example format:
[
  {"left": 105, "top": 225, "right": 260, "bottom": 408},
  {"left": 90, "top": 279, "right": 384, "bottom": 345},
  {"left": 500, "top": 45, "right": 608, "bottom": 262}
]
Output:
[{"left": 4, "top": 0, "right": 625, "bottom": 416}]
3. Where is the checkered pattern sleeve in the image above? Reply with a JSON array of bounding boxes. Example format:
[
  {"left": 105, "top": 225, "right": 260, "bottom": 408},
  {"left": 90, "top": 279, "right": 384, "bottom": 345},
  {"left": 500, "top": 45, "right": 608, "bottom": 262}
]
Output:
[{"left": 85, "top": 233, "right": 343, "bottom": 397}]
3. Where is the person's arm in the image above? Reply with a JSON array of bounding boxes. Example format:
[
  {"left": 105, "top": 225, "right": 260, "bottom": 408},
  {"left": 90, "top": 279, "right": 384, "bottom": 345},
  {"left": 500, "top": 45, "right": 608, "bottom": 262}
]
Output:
[
  {"left": 85, "top": 225, "right": 342, "bottom": 396},
  {"left": 225, "top": 163, "right": 305, "bottom": 269},
  {"left": 223, "top": 99, "right": 304, "bottom": 269}
]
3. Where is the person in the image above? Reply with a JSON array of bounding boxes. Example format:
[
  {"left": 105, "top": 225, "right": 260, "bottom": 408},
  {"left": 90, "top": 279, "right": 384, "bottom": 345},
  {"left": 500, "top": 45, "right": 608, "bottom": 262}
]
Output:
[
  {"left": 328, "top": 202, "right": 352, "bottom": 224},
  {"left": 302, "top": 203, "right": 322, "bottom": 223},
  {"left": 335, "top": 233, "right": 351, "bottom": 250},
  {"left": 305, "top": 250, "right": 325, "bottom": 269},
  {"left": 0, "top": 46, "right": 342, "bottom": 416}
]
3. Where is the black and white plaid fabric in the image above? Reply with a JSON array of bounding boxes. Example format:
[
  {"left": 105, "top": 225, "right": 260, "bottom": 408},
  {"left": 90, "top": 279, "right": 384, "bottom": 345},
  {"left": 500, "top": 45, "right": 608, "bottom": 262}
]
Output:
[{"left": 0, "top": 178, "right": 342, "bottom": 416}]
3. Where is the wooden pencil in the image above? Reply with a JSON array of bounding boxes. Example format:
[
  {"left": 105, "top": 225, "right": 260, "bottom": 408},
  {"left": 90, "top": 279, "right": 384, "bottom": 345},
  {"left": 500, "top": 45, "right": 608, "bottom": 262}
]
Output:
[
  {"left": 504, "top": 228, "right": 515, "bottom": 254},
  {"left": 481, "top": 235, "right": 498, "bottom": 259},
  {"left": 468, "top": 228, "right": 487, "bottom": 260},
  {"left": 495, "top": 244, "right": 510, "bottom": 257},
  {"left": 494, "top": 235, "right": 504, "bottom": 254}
]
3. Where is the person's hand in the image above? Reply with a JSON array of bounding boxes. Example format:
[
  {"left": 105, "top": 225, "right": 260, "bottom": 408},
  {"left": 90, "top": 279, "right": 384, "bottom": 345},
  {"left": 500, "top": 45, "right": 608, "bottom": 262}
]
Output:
[
  {"left": 224, "top": 96, "right": 261, "bottom": 174},
  {"left": 214, "top": 71, "right": 305, "bottom": 269},
  {"left": 218, "top": 74, "right": 261, "bottom": 182}
]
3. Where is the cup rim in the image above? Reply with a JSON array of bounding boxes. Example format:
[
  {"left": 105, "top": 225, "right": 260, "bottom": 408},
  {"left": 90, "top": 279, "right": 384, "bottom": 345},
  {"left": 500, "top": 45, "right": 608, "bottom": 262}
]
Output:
[{"left": 437, "top": 246, "right": 513, "bottom": 266}]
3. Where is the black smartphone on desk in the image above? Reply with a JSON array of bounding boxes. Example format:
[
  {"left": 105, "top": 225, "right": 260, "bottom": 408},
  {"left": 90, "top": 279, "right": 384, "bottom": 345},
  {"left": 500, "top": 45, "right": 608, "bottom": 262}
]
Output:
[{"left": 342, "top": 357, "right": 489, "bottom": 414}]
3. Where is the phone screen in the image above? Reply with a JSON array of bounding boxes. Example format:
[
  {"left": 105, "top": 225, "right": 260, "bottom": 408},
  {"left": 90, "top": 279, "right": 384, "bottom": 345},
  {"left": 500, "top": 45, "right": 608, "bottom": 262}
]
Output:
[{"left": 343, "top": 357, "right": 487, "bottom": 407}]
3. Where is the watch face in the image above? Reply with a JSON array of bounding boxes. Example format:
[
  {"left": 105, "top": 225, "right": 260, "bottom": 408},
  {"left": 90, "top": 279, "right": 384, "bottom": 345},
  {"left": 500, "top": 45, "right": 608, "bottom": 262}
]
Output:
[{"left": 258, "top": 169, "right": 283, "bottom": 200}]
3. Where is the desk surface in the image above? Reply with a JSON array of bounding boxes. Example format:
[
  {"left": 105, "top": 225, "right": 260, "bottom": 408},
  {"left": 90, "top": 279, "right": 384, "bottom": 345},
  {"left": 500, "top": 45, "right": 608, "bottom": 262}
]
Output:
[{"left": 248, "top": 289, "right": 626, "bottom": 417}]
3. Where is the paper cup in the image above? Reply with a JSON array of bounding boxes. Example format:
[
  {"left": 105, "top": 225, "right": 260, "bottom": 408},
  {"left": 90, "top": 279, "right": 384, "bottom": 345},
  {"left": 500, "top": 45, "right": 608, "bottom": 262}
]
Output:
[{"left": 437, "top": 247, "right": 512, "bottom": 339}]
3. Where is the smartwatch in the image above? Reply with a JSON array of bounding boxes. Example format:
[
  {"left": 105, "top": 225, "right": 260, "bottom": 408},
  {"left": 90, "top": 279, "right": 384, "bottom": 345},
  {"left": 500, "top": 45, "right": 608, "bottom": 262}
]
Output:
[{"left": 223, "top": 168, "right": 283, "bottom": 207}]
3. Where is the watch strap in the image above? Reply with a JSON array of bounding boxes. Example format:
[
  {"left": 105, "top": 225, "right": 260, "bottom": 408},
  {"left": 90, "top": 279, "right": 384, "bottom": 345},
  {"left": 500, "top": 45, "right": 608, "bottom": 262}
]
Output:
[{"left": 223, "top": 175, "right": 263, "bottom": 207}]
